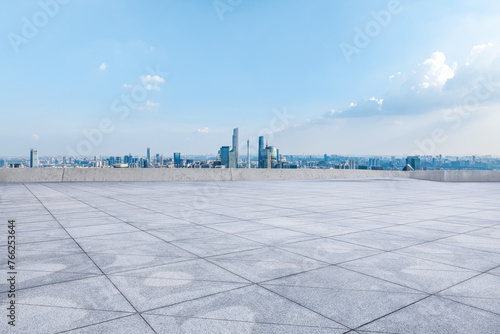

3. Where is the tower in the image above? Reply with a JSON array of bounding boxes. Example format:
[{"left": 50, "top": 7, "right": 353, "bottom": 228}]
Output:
[
  {"left": 247, "top": 138, "right": 250, "bottom": 168},
  {"left": 258, "top": 136, "right": 264, "bottom": 168},
  {"left": 30, "top": 149, "right": 38, "bottom": 168},
  {"left": 228, "top": 128, "right": 239, "bottom": 168}
]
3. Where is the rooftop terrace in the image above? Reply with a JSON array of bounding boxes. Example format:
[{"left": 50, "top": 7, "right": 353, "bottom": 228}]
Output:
[{"left": 1, "top": 179, "right": 500, "bottom": 333}]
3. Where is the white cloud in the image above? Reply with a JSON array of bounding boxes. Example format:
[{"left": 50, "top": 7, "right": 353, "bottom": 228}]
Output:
[
  {"left": 417, "top": 51, "right": 456, "bottom": 91},
  {"left": 290, "top": 43, "right": 500, "bottom": 125},
  {"left": 99, "top": 62, "right": 107, "bottom": 71},
  {"left": 196, "top": 127, "right": 209, "bottom": 134},
  {"left": 140, "top": 74, "right": 166, "bottom": 91},
  {"left": 146, "top": 100, "right": 159, "bottom": 107},
  {"left": 136, "top": 100, "right": 160, "bottom": 111},
  {"left": 467, "top": 43, "right": 494, "bottom": 66},
  {"left": 123, "top": 83, "right": 132, "bottom": 88},
  {"left": 145, "top": 84, "right": 161, "bottom": 91},
  {"left": 275, "top": 43, "right": 500, "bottom": 155},
  {"left": 141, "top": 75, "right": 165, "bottom": 84},
  {"left": 33, "top": 134, "right": 39, "bottom": 141}
]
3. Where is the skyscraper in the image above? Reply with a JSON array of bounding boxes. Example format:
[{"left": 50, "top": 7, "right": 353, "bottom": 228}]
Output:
[
  {"left": 232, "top": 128, "right": 238, "bottom": 161},
  {"left": 258, "top": 136, "right": 264, "bottom": 168},
  {"left": 229, "top": 128, "right": 238, "bottom": 168},
  {"left": 30, "top": 149, "right": 39, "bottom": 168},
  {"left": 174, "top": 152, "right": 181, "bottom": 167},
  {"left": 219, "top": 146, "right": 230, "bottom": 167},
  {"left": 406, "top": 156, "right": 420, "bottom": 171},
  {"left": 146, "top": 147, "right": 151, "bottom": 166}
]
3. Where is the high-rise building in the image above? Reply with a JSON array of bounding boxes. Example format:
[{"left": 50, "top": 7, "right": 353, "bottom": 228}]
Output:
[
  {"left": 345, "top": 159, "right": 356, "bottom": 170},
  {"left": 174, "top": 152, "right": 181, "bottom": 167},
  {"left": 219, "top": 147, "right": 230, "bottom": 167},
  {"left": 406, "top": 156, "right": 421, "bottom": 171},
  {"left": 247, "top": 138, "right": 250, "bottom": 168},
  {"left": 232, "top": 128, "right": 238, "bottom": 161},
  {"left": 146, "top": 148, "right": 151, "bottom": 166},
  {"left": 30, "top": 149, "right": 39, "bottom": 168},
  {"left": 258, "top": 136, "right": 264, "bottom": 168},
  {"left": 229, "top": 128, "right": 238, "bottom": 168}
]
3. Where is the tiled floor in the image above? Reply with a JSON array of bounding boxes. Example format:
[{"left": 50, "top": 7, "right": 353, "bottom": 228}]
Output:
[{"left": 1, "top": 178, "right": 500, "bottom": 333}]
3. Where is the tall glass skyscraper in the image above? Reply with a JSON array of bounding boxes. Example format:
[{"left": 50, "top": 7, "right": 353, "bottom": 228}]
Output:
[
  {"left": 146, "top": 148, "right": 151, "bottom": 166},
  {"left": 219, "top": 146, "right": 230, "bottom": 166},
  {"left": 229, "top": 128, "right": 238, "bottom": 168},
  {"left": 258, "top": 136, "right": 264, "bottom": 168},
  {"left": 174, "top": 152, "right": 181, "bottom": 167},
  {"left": 30, "top": 148, "right": 38, "bottom": 168}
]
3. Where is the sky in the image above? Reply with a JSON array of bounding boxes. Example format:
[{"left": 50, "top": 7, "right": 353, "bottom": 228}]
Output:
[{"left": 1, "top": 0, "right": 500, "bottom": 157}]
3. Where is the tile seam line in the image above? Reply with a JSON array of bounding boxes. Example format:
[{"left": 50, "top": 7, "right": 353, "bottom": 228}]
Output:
[
  {"left": 140, "top": 313, "right": 348, "bottom": 330},
  {"left": 22, "top": 182, "right": 159, "bottom": 334},
  {"left": 354, "top": 264, "right": 500, "bottom": 331},
  {"left": 55, "top": 313, "right": 140, "bottom": 334}
]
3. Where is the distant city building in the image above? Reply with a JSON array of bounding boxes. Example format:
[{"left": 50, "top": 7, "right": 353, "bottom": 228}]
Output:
[
  {"left": 146, "top": 148, "right": 151, "bottom": 167},
  {"left": 219, "top": 146, "right": 230, "bottom": 167},
  {"left": 174, "top": 152, "right": 181, "bottom": 167},
  {"left": 402, "top": 164, "right": 414, "bottom": 171},
  {"left": 30, "top": 149, "right": 39, "bottom": 168},
  {"left": 258, "top": 136, "right": 264, "bottom": 168},
  {"left": 406, "top": 156, "right": 420, "bottom": 171},
  {"left": 229, "top": 128, "right": 238, "bottom": 168},
  {"left": 346, "top": 159, "right": 356, "bottom": 170},
  {"left": 247, "top": 138, "right": 250, "bottom": 168},
  {"left": 259, "top": 143, "right": 279, "bottom": 168}
]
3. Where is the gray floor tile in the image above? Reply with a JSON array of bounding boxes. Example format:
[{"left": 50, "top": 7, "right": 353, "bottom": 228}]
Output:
[
  {"left": 62, "top": 314, "right": 155, "bottom": 334},
  {"left": 1, "top": 276, "right": 135, "bottom": 312},
  {"left": 143, "top": 314, "right": 346, "bottom": 334},
  {"left": 170, "top": 234, "right": 264, "bottom": 257},
  {"left": 331, "top": 230, "right": 425, "bottom": 251},
  {"left": 396, "top": 242, "right": 500, "bottom": 271},
  {"left": 339, "top": 252, "right": 477, "bottom": 293},
  {"left": 359, "top": 296, "right": 500, "bottom": 334},
  {"left": 144, "top": 285, "right": 346, "bottom": 329},
  {"left": 265, "top": 284, "right": 425, "bottom": 329},
  {"left": 279, "top": 238, "right": 382, "bottom": 264},
  {"left": 0, "top": 303, "right": 135, "bottom": 334},
  {"left": 438, "top": 273, "right": 500, "bottom": 314},
  {"left": 235, "top": 228, "right": 317, "bottom": 245},
  {"left": 110, "top": 258, "right": 249, "bottom": 283},
  {"left": 263, "top": 265, "right": 422, "bottom": 293},
  {"left": 208, "top": 247, "right": 328, "bottom": 282},
  {"left": 108, "top": 274, "right": 248, "bottom": 312}
]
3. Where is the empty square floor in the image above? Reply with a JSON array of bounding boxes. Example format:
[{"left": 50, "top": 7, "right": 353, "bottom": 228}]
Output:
[{"left": 1, "top": 178, "right": 500, "bottom": 333}]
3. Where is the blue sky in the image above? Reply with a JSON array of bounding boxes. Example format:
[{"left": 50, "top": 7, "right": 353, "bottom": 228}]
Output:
[{"left": 1, "top": 0, "right": 500, "bottom": 157}]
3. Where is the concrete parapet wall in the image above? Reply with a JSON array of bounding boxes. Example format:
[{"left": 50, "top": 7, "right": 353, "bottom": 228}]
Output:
[{"left": 0, "top": 168, "right": 499, "bottom": 182}]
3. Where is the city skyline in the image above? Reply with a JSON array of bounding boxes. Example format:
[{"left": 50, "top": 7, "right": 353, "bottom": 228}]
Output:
[{"left": 2, "top": 1, "right": 500, "bottom": 156}]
